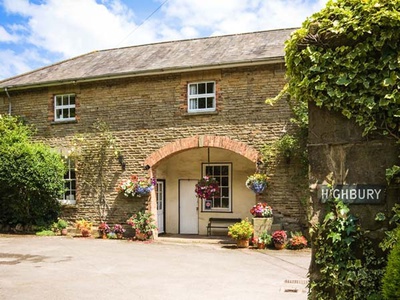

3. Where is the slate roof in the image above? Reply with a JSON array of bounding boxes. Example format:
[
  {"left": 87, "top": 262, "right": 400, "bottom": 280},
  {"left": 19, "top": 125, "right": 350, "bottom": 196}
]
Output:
[{"left": 0, "top": 28, "right": 295, "bottom": 90}]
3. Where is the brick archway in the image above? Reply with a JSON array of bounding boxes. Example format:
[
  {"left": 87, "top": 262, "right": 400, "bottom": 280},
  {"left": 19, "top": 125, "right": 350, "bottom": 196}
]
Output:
[{"left": 144, "top": 135, "right": 259, "bottom": 167}]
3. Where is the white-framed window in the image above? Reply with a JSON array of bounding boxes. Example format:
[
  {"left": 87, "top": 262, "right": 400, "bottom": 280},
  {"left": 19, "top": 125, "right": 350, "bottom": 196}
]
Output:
[
  {"left": 202, "top": 163, "right": 231, "bottom": 212},
  {"left": 54, "top": 94, "right": 76, "bottom": 121},
  {"left": 59, "top": 158, "right": 76, "bottom": 205},
  {"left": 188, "top": 81, "right": 216, "bottom": 113}
]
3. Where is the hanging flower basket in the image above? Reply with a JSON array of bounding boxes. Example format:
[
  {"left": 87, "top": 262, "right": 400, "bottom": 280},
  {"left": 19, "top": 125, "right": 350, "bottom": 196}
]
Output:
[
  {"left": 245, "top": 173, "right": 268, "bottom": 194},
  {"left": 195, "top": 176, "right": 220, "bottom": 200},
  {"left": 117, "top": 175, "right": 156, "bottom": 198}
]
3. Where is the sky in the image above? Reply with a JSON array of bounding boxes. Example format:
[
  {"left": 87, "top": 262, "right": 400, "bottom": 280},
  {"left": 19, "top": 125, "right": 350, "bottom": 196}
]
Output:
[{"left": 0, "top": 0, "right": 328, "bottom": 80}]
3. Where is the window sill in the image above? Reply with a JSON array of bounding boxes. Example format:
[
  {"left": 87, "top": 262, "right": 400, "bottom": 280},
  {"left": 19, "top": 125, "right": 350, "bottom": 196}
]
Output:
[
  {"left": 51, "top": 120, "right": 77, "bottom": 125},
  {"left": 183, "top": 111, "right": 219, "bottom": 117},
  {"left": 201, "top": 210, "right": 232, "bottom": 213}
]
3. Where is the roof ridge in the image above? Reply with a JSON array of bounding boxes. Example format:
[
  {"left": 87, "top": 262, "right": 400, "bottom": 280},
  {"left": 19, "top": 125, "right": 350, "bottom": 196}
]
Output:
[{"left": 95, "top": 27, "right": 299, "bottom": 54}]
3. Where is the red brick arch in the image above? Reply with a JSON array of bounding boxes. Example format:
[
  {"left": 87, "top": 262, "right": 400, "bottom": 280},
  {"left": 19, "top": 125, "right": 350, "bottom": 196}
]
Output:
[{"left": 144, "top": 135, "right": 259, "bottom": 167}]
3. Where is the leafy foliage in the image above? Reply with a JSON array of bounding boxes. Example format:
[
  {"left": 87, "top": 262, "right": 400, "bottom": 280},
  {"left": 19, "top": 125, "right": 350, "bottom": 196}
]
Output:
[
  {"left": 382, "top": 230, "right": 400, "bottom": 300},
  {"left": 228, "top": 219, "right": 254, "bottom": 240},
  {"left": 0, "top": 115, "right": 65, "bottom": 227},
  {"left": 310, "top": 197, "right": 386, "bottom": 300}
]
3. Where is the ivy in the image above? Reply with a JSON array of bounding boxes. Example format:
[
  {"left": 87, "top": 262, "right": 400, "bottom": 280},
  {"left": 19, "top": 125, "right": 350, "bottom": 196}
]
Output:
[{"left": 310, "top": 197, "right": 386, "bottom": 300}]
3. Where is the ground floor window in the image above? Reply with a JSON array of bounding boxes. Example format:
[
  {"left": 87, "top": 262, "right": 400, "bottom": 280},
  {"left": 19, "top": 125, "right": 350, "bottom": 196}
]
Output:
[
  {"left": 202, "top": 163, "right": 231, "bottom": 212},
  {"left": 59, "top": 158, "right": 76, "bottom": 205}
]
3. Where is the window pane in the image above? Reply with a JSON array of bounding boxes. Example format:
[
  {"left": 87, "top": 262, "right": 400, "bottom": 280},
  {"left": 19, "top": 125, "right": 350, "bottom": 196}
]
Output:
[
  {"left": 189, "top": 84, "right": 197, "bottom": 95},
  {"left": 56, "top": 109, "right": 62, "bottom": 119},
  {"left": 221, "top": 177, "right": 228, "bottom": 186},
  {"left": 189, "top": 99, "right": 198, "bottom": 109},
  {"left": 221, "top": 187, "right": 229, "bottom": 197},
  {"left": 205, "top": 166, "right": 212, "bottom": 175},
  {"left": 198, "top": 83, "right": 206, "bottom": 94},
  {"left": 206, "top": 97, "right": 214, "bottom": 108},
  {"left": 221, "top": 198, "right": 229, "bottom": 208},
  {"left": 198, "top": 98, "right": 206, "bottom": 109},
  {"left": 70, "top": 108, "right": 75, "bottom": 117},
  {"left": 213, "top": 198, "right": 221, "bottom": 208},
  {"left": 214, "top": 166, "right": 221, "bottom": 175},
  {"left": 207, "top": 82, "right": 214, "bottom": 93},
  {"left": 63, "top": 109, "right": 69, "bottom": 118},
  {"left": 56, "top": 96, "right": 62, "bottom": 106},
  {"left": 221, "top": 166, "right": 229, "bottom": 175},
  {"left": 69, "top": 95, "right": 75, "bottom": 105}
]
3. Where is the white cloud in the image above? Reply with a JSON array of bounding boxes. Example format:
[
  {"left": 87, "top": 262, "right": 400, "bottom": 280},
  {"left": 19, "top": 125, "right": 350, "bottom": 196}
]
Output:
[{"left": 0, "top": 26, "right": 19, "bottom": 42}]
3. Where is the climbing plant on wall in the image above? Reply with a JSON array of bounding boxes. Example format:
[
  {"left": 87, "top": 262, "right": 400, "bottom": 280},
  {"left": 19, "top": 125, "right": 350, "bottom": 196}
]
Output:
[
  {"left": 283, "top": 0, "right": 400, "bottom": 181},
  {"left": 70, "top": 120, "right": 121, "bottom": 221}
]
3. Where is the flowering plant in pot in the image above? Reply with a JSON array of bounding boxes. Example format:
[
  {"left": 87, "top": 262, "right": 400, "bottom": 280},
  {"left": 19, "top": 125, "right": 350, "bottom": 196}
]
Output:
[
  {"left": 250, "top": 202, "right": 273, "bottom": 218},
  {"left": 53, "top": 218, "right": 68, "bottom": 235},
  {"left": 228, "top": 219, "right": 254, "bottom": 248},
  {"left": 113, "top": 224, "right": 126, "bottom": 239},
  {"left": 272, "top": 230, "right": 287, "bottom": 249},
  {"left": 117, "top": 175, "right": 156, "bottom": 198},
  {"left": 75, "top": 219, "right": 93, "bottom": 237},
  {"left": 245, "top": 173, "right": 268, "bottom": 194},
  {"left": 195, "top": 176, "right": 219, "bottom": 200},
  {"left": 127, "top": 212, "right": 157, "bottom": 240},
  {"left": 98, "top": 222, "right": 111, "bottom": 238},
  {"left": 286, "top": 232, "right": 308, "bottom": 250},
  {"left": 257, "top": 231, "right": 272, "bottom": 249}
]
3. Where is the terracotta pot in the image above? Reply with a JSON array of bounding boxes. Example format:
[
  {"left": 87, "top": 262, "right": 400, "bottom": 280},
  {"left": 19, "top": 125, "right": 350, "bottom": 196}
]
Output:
[
  {"left": 61, "top": 228, "right": 68, "bottom": 236},
  {"left": 116, "top": 233, "right": 123, "bottom": 239},
  {"left": 274, "top": 242, "right": 285, "bottom": 250},
  {"left": 81, "top": 229, "right": 91, "bottom": 237},
  {"left": 136, "top": 232, "right": 148, "bottom": 241},
  {"left": 257, "top": 242, "right": 266, "bottom": 249},
  {"left": 237, "top": 239, "right": 249, "bottom": 248}
]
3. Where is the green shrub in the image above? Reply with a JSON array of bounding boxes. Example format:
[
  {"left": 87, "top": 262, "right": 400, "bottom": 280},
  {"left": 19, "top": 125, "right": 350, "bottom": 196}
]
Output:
[
  {"left": 35, "top": 230, "right": 56, "bottom": 236},
  {"left": 0, "top": 115, "right": 65, "bottom": 227},
  {"left": 382, "top": 232, "right": 400, "bottom": 299}
]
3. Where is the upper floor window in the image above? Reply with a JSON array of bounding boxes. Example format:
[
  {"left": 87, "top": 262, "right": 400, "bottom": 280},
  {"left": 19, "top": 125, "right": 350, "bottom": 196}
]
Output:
[
  {"left": 54, "top": 94, "right": 75, "bottom": 122},
  {"left": 188, "top": 81, "right": 216, "bottom": 113}
]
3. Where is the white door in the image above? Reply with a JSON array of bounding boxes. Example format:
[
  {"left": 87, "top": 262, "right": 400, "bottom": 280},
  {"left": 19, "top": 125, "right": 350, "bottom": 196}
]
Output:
[
  {"left": 156, "top": 180, "right": 164, "bottom": 234},
  {"left": 179, "top": 179, "right": 199, "bottom": 234}
]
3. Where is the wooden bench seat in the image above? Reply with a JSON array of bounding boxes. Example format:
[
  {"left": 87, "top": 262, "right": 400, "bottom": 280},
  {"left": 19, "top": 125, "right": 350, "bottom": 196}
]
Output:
[{"left": 207, "top": 217, "right": 242, "bottom": 236}]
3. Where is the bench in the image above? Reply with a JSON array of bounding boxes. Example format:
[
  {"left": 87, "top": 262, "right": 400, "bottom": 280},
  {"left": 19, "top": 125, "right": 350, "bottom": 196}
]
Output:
[{"left": 207, "top": 217, "right": 242, "bottom": 236}]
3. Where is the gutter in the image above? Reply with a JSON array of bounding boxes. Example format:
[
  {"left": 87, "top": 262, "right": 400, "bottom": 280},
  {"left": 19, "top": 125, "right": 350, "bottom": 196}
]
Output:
[
  {"left": 0, "top": 57, "right": 285, "bottom": 92},
  {"left": 5, "top": 87, "right": 11, "bottom": 115}
]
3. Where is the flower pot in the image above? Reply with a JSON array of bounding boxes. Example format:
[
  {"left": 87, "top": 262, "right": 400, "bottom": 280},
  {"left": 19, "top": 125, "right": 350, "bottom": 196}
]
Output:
[
  {"left": 252, "top": 217, "right": 273, "bottom": 239},
  {"left": 274, "top": 243, "right": 285, "bottom": 250},
  {"left": 116, "top": 233, "right": 123, "bottom": 239},
  {"left": 102, "top": 233, "right": 107, "bottom": 239},
  {"left": 81, "top": 229, "right": 91, "bottom": 237},
  {"left": 61, "top": 228, "right": 68, "bottom": 236},
  {"left": 257, "top": 242, "right": 266, "bottom": 249},
  {"left": 136, "top": 232, "right": 148, "bottom": 241},
  {"left": 237, "top": 239, "right": 249, "bottom": 248}
]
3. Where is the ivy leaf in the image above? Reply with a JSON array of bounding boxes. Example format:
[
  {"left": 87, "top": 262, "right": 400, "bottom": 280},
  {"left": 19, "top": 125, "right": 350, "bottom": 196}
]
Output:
[{"left": 336, "top": 76, "right": 352, "bottom": 86}]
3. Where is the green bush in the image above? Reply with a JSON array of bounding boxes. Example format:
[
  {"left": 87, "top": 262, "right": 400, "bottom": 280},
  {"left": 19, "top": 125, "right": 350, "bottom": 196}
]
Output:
[
  {"left": 0, "top": 115, "right": 65, "bottom": 228},
  {"left": 382, "top": 231, "right": 400, "bottom": 299}
]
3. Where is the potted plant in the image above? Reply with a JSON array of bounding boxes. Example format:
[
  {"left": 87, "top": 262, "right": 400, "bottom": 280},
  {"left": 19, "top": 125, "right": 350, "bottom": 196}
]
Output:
[
  {"left": 56, "top": 218, "right": 68, "bottom": 236},
  {"left": 195, "top": 176, "right": 220, "bottom": 200},
  {"left": 113, "top": 224, "right": 126, "bottom": 239},
  {"left": 256, "top": 231, "right": 272, "bottom": 249},
  {"left": 117, "top": 175, "right": 156, "bottom": 198},
  {"left": 228, "top": 219, "right": 254, "bottom": 248},
  {"left": 98, "top": 222, "right": 111, "bottom": 239},
  {"left": 75, "top": 219, "right": 93, "bottom": 237},
  {"left": 127, "top": 212, "right": 157, "bottom": 241},
  {"left": 272, "top": 230, "right": 287, "bottom": 250},
  {"left": 286, "top": 232, "right": 308, "bottom": 250},
  {"left": 245, "top": 173, "right": 268, "bottom": 194}
]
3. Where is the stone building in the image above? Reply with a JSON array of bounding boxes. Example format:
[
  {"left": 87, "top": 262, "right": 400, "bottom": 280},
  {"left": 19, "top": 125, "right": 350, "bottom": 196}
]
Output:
[{"left": 0, "top": 28, "right": 306, "bottom": 235}]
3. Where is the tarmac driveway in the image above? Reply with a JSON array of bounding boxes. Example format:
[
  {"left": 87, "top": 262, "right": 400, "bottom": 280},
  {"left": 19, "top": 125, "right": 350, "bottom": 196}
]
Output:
[{"left": 0, "top": 235, "right": 310, "bottom": 300}]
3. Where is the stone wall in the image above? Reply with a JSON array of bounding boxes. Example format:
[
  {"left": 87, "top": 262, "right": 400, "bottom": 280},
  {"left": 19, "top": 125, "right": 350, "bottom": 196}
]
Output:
[{"left": 0, "top": 64, "right": 307, "bottom": 231}]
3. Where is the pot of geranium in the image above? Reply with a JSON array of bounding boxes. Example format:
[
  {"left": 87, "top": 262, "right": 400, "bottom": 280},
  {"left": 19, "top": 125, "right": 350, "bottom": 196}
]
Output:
[
  {"left": 98, "top": 222, "right": 111, "bottom": 239},
  {"left": 127, "top": 211, "right": 157, "bottom": 241},
  {"left": 245, "top": 173, "right": 268, "bottom": 194},
  {"left": 195, "top": 176, "right": 220, "bottom": 200},
  {"left": 228, "top": 219, "right": 254, "bottom": 248},
  {"left": 75, "top": 219, "right": 93, "bottom": 237},
  {"left": 113, "top": 224, "right": 126, "bottom": 239},
  {"left": 117, "top": 175, "right": 156, "bottom": 198},
  {"left": 286, "top": 232, "right": 308, "bottom": 250},
  {"left": 272, "top": 230, "right": 287, "bottom": 250},
  {"left": 57, "top": 218, "right": 68, "bottom": 236}
]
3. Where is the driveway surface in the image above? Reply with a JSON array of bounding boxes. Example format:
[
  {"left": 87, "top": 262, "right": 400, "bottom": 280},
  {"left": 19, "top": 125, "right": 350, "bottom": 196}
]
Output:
[{"left": 0, "top": 235, "right": 310, "bottom": 300}]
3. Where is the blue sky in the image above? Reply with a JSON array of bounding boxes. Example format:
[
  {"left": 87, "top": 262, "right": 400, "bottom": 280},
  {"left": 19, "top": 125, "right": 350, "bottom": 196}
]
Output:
[{"left": 0, "top": 0, "right": 327, "bottom": 80}]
